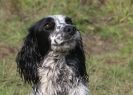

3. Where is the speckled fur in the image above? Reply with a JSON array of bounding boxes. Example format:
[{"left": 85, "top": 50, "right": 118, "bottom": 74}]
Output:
[
  {"left": 16, "top": 15, "right": 89, "bottom": 95},
  {"left": 30, "top": 51, "right": 89, "bottom": 95}
]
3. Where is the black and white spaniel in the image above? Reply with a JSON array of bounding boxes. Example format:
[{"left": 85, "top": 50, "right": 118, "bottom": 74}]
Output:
[{"left": 16, "top": 15, "right": 89, "bottom": 95}]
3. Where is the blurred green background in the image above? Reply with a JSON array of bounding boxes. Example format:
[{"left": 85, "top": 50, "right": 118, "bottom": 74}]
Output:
[{"left": 0, "top": 0, "right": 133, "bottom": 95}]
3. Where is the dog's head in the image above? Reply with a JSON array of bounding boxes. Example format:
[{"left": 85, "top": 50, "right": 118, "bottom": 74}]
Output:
[
  {"left": 16, "top": 15, "right": 86, "bottom": 84},
  {"left": 29, "top": 15, "right": 81, "bottom": 53},
  {"left": 49, "top": 15, "right": 80, "bottom": 52}
]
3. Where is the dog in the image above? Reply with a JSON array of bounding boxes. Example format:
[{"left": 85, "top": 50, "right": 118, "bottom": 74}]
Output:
[{"left": 16, "top": 15, "right": 89, "bottom": 95}]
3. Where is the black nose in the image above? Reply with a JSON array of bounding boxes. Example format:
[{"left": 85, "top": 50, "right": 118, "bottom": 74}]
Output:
[{"left": 63, "top": 25, "right": 76, "bottom": 35}]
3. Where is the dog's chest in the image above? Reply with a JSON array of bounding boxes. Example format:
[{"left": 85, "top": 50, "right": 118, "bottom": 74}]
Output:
[{"left": 38, "top": 52, "right": 77, "bottom": 94}]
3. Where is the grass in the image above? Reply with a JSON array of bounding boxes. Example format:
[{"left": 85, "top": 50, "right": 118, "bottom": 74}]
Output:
[
  {"left": 88, "top": 52, "right": 133, "bottom": 95},
  {"left": 0, "top": 0, "right": 133, "bottom": 95}
]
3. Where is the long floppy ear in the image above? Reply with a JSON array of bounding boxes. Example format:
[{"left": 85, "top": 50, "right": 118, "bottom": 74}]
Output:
[
  {"left": 75, "top": 38, "right": 88, "bottom": 79},
  {"left": 67, "top": 35, "right": 88, "bottom": 81},
  {"left": 16, "top": 30, "right": 41, "bottom": 84},
  {"left": 16, "top": 19, "right": 50, "bottom": 84}
]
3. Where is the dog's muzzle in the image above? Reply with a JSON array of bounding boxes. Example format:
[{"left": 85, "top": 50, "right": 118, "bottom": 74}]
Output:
[
  {"left": 50, "top": 24, "right": 77, "bottom": 47},
  {"left": 56, "top": 24, "right": 76, "bottom": 42},
  {"left": 58, "top": 25, "right": 76, "bottom": 41},
  {"left": 63, "top": 25, "right": 76, "bottom": 35}
]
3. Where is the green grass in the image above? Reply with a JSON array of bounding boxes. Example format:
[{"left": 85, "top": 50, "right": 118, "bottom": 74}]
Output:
[
  {"left": 0, "top": 55, "right": 30, "bottom": 95},
  {"left": 88, "top": 52, "right": 133, "bottom": 95},
  {"left": 0, "top": 0, "right": 133, "bottom": 95}
]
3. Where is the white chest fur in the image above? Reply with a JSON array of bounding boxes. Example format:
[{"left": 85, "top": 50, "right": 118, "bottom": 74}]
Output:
[{"left": 36, "top": 51, "right": 89, "bottom": 95}]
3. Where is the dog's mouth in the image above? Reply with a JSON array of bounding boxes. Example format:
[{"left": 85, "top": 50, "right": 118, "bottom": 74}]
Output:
[
  {"left": 52, "top": 38, "right": 73, "bottom": 46},
  {"left": 51, "top": 38, "right": 76, "bottom": 52},
  {"left": 50, "top": 31, "right": 78, "bottom": 52}
]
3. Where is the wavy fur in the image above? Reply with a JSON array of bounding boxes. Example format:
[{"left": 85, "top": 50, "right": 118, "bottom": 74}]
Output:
[{"left": 16, "top": 15, "right": 89, "bottom": 95}]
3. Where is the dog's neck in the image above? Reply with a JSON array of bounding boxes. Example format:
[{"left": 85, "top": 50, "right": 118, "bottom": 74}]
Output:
[
  {"left": 40, "top": 51, "right": 69, "bottom": 68},
  {"left": 38, "top": 50, "right": 76, "bottom": 95},
  {"left": 36, "top": 49, "right": 88, "bottom": 95},
  {"left": 48, "top": 50, "right": 69, "bottom": 56}
]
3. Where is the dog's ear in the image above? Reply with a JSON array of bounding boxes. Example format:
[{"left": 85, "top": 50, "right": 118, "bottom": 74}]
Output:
[
  {"left": 68, "top": 35, "right": 88, "bottom": 81},
  {"left": 16, "top": 19, "right": 50, "bottom": 84},
  {"left": 16, "top": 29, "right": 41, "bottom": 84},
  {"left": 75, "top": 39, "right": 88, "bottom": 78},
  {"left": 29, "top": 19, "right": 50, "bottom": 57}
]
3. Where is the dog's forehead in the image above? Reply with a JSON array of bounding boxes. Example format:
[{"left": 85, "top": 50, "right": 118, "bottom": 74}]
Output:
[{"left": 48, "top": 15, "right": 66, "bottom": 24}]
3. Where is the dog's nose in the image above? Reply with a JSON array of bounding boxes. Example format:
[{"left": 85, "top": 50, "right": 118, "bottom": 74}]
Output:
[{"left": 63, "top": 25, "right": 76, "bottom": 35}]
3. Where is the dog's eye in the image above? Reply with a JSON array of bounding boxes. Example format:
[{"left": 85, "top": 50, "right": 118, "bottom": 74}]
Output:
[
  {"left": 44, "top": 24, "right": 50, "bottom": 29},
  {"left": 65, "top": 17, "right": 73, "bottom": 24},
  {"left": 44, "top": 22, "right": 55, "bottom": 30}
]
